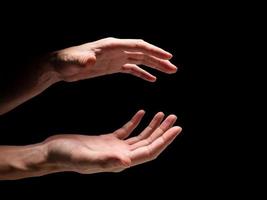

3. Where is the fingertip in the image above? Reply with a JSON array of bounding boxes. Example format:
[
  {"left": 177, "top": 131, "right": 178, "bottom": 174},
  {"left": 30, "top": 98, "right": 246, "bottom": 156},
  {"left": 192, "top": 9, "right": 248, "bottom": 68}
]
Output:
[
  {"left": 172, "top": 127, "right": 182, "bottom": 137},
  {"left": 157, "top": 111, "right": 165, "bottom": 116},
  {"left": 147, "top": 75, "right": 157, "bottom": 82},
  {"left": 138, "top": 109, "right": 146, "bottom": 114},
  {"left": 169, "top": 114, "right": 177, "bottom": 120},
  {"left": 166, "top": 66, "right": 178, "bottom": 74},
  {"left": 155, "top": 112, "right": 165, "bottom": 120},
  {"left": 166, "top": 52, "right": 173, "bottom": 59},
  {"left": 132, "top": 110, "right": 145, "bottom": 120},
  {"left": 167, "top": 126, "right": 182, "bottom": 140},
  {"left": 160, "top": 50, "right": 173, "bottom": 59},
  {"left": 173, "top": 126, "right": 182, "bottom": 133}
]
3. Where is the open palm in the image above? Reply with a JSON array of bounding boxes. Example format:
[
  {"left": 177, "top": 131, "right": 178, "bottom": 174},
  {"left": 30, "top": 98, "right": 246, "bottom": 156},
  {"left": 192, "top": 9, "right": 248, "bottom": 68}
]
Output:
[{"left": 45, "top": 110, "right": 181, "bottom": 174}]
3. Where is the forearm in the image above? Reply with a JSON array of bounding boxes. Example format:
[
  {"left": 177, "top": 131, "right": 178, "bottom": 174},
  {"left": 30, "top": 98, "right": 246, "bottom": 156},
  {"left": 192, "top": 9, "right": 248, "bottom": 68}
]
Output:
[
  {"left": 0, "top": 55, "right": 60, "bottom": 115},
  {"left": 0, "top": 142, "right": 58, "bottom": 180}
]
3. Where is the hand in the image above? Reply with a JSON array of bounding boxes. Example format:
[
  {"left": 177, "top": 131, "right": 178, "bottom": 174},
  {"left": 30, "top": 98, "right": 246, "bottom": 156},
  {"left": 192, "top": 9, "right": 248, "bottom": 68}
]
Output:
[
  {"left": 51, "top": 38, "right": 177, "bottom": 82},
  {"left": 44, "top": 110, "right": 182, "bottom": 174}
]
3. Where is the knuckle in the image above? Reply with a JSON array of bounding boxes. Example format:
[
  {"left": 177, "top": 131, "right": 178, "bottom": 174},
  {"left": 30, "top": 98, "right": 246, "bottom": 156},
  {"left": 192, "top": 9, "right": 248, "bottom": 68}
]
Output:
[
  {"left": 121, "top": 66, "right": 128, "bottom": 72},
  {"left": 133, "top": 39, "right": 145, "bottom": 48},
  {"left": 105, "top": 37, "right": 116, "bottom": 41},
  {"left": 128, "top": 66, "right": 135, "bottom": 73},
  {"left": 101, "top": 37, "right": 118, "bottom": 46},
  {"left": 121, "top": 66, "right": 131, "bottom": 73}
]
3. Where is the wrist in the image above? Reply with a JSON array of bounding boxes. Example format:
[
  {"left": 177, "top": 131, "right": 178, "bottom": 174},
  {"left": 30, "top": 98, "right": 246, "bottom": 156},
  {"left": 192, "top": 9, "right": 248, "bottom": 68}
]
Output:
[
  {"left": 38, "top": 53, "right": 63, "bottom": 83},
  {"left": 47, "top": 50, "right": 81, "bottom": 82},
  {"left": 43, "top": 137, "right": 77, "bottom": 173}
]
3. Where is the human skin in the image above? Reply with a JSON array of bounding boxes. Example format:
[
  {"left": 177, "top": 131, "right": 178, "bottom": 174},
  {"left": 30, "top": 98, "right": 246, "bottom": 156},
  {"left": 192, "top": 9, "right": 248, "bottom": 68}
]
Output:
[
  {"left": 0, "top": 111, "right": 182, "bottom": 180},
  {"left": 0, "top": 38, "right": 181, "bottom": 180}
]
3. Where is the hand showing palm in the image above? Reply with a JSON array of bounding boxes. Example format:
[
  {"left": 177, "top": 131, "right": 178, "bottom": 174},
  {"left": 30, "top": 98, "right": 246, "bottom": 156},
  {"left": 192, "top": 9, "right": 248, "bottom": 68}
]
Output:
[
  {"left": 44, "top": 38, "right": 181, "bottom": 174},
  {"left": 52, "top": 38, "right": 177, "bottom": 82},
  {"left": 45, "top": 110, "right": 181, "bottom": 174}
]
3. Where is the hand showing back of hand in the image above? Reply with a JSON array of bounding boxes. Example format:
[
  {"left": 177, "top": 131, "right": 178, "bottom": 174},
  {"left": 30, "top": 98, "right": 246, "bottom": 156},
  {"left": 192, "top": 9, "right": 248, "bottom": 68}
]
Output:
[{"left": 52, "top": 38, "right": 177, "bottom": 82}]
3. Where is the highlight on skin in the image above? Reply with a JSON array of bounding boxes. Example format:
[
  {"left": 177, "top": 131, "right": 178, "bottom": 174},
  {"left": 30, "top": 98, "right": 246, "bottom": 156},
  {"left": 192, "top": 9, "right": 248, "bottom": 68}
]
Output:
[{"left": 0, "top": 38, "right": 181, "bottom": 180}]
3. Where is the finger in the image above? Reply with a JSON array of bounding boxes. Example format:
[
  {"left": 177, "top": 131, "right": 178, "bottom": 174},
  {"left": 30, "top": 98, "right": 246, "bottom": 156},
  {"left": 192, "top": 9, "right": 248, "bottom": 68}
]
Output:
[
  {"left": 126, "top": 112, "right": 165, "bottom": 145},
  {"left": 130, "top": 126, "right": 182, "bottom": 166},
  {"left": 114, "top": 110, "right": 145, "bottom": 139},
  {"left": 121, "top": 64, "right": 157, "bottom": 82},
  {"left": 115, "top": 39, "right": 173, "bottom": 59},
  {"left": 130, "top": 114, "right": 177, "bottom": 150},
  {"left": 126, "top": 52, "right": 177, "bottom": 74}
]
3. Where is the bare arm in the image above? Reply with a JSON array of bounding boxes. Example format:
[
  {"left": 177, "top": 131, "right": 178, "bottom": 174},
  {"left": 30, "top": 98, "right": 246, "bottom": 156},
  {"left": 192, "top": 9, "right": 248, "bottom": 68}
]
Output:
[
  {"left": 0, "top": 58, "right": 60, "bottom": 115},
  {"left": 0, "top": 38, "right": 177, "bottom": 115},
  {"left": 0, "top": 111, "right": 182, "bottom": 180},
  {"left": 0, "top": 143, "right": 53, "bottom": 180},
  {"left": 0, "top": 38, "right": 180, "bottom": 180}
]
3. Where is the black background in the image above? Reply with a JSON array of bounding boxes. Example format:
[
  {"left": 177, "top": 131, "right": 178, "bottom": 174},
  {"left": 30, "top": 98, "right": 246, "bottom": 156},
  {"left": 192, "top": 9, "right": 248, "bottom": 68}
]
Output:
[{"left": 0, "top": 2, "right": 249, "bottom": 197}]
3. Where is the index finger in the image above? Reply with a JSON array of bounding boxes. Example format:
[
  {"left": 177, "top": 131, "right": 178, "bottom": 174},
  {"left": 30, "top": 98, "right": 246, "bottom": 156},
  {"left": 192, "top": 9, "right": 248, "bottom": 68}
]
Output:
[{"left": 116, "top": 39, "right": 173, "bottom": 59}]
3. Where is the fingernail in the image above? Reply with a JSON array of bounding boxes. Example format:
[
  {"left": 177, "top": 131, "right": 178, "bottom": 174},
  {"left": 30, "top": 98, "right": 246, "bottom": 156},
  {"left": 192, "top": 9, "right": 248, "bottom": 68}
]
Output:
[{"left": 167, "top": 52, "right": 173, "bottom": 58}]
